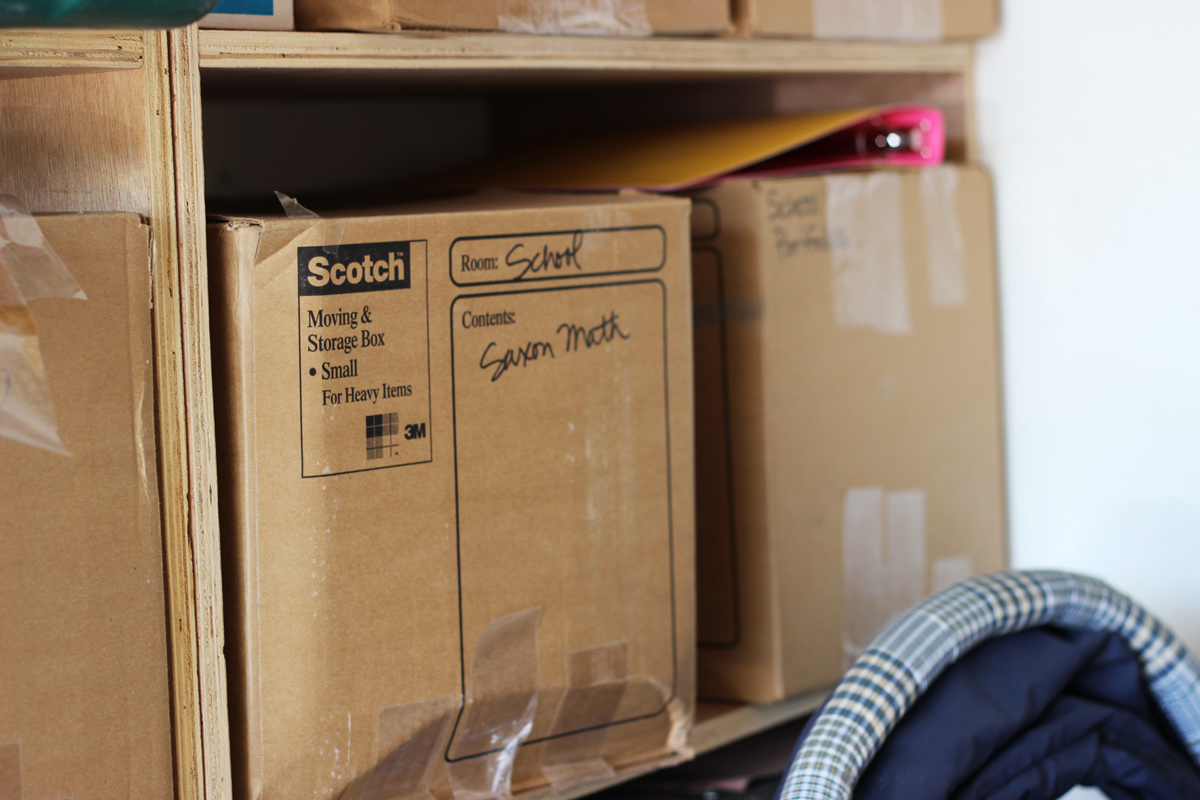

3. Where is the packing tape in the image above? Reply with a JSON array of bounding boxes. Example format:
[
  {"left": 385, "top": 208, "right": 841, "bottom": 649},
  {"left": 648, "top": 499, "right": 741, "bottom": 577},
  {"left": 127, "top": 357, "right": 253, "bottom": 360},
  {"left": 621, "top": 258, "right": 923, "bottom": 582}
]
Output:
[
  {"left": 447, "top": 607, "right": 541, "bottom": 800},
  {"left": 254, "top": 191, "right": 346, "bottom": 266},
  {"left": 842, "top": 488, "right": 927, "bottom": 666},
  {"left": 813, "top": 0, "right": 942, "bottom": 42},
  {"left": 539, "top": 641, "right": 629, "bottom": 790},
  {"left": 497, "top": 0, "right": 651, "bottom": 36},
  {"left": 932, "top": 555, "right": 974, "bottom": 593},
  {"left": 339, "top": 697, "right": 458, "bottom": 800},
  {"left": 823, "top": 173, "right": 911, "bottom": 336},
  {"left": 920, "top": 167, "right": 966, "bottom": 307},
  {"left": 0, "top": 742, "right": 20, "bottom": 800},
  {"left": 0, "top": 196, "right": 86, "bottom": 454}
]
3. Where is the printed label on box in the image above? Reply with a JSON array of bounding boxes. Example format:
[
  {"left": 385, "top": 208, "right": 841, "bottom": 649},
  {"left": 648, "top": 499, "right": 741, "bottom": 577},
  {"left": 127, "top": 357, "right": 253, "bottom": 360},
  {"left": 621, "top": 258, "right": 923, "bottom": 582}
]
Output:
[
  {"left": 448, "top": 280, "right": 678, "bottom": 756},
  {"left": 296, "top": 240, "right": 431, "bottom": 477},
  {"left": 450, "top": 226, "right": 666, "bottom": 286}
]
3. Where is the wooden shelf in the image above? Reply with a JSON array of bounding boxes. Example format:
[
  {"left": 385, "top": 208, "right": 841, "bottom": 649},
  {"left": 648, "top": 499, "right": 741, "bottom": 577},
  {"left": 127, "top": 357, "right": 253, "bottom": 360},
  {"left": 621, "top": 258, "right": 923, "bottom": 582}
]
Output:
[
  {"left": 0, "top": 29, "right": 143, "bottom": 76},
  {"left": 198, "top": 30, "right": 971, "bottom": 86}
]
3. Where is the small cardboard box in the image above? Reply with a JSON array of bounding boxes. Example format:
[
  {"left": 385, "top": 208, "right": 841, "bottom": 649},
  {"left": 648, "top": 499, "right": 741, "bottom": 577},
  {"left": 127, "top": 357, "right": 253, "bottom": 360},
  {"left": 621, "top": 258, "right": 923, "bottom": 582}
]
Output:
[
  {"left": 295, "top": 0, "right": 729, "bottom": 35},
  {"left": 690, "top": 166, "right": 1007, "bottom": 703},
  {"left": 200, "top": 0, "right": 294, "bottom": 30},
  {"left": 734, "top": 0, "right": 996, "bottom": 40},
  {"left": 209, "top": 191, "right": 696, "bottom": 800},
  {"left": 0, "top": 213, "right": 175, "bottom": 798}
]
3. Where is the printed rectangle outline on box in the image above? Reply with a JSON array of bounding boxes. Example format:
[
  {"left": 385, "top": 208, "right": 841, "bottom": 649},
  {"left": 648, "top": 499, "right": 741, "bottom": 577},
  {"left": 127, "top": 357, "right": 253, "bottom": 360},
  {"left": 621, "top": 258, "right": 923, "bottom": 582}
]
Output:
[
  {"left": 445, "top": 279, "right": 679, "bottom": 761},
  {"left": 296, "top": 239, "right": 434, "bottom": 478},
  {"left": 449, "top": 226, "right": 667, "bottom": 287}
]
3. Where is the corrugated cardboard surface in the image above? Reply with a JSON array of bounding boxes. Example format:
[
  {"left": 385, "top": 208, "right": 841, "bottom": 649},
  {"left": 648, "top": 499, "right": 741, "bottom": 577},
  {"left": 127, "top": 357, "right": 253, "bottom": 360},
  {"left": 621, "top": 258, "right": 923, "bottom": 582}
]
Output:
[
  {"left": 691, "top": 167, "right": 1006, "bottom": 703},
  {"left": 295, "top": 0, "right": 729, "bottom": 34},
  {"left": 210, "top": 191, "right": 696, "bottom": 800},
  {"left": 735, "top": 0, "right": 997, "bottom": 39},
  {"left": 0, "top": 214, "right": 174, "bottom": 799}
]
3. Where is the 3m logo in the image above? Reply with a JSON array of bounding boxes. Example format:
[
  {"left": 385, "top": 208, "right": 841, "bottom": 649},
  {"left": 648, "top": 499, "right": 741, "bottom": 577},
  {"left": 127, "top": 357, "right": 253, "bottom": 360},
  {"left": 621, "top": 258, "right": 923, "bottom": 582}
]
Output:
[
  {"left": 298, "top": 241, "right": 413, "bottom": 297},
  {"left": 366, "top": 413, "right": 400, "bottom": 461}
]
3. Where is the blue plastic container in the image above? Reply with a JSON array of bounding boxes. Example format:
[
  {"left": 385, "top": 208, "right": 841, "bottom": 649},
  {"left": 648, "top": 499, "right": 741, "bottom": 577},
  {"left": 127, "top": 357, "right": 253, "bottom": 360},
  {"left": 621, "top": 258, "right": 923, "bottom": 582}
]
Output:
[{"left": 0, "top": 0, "right": 219, "bottom": 28}]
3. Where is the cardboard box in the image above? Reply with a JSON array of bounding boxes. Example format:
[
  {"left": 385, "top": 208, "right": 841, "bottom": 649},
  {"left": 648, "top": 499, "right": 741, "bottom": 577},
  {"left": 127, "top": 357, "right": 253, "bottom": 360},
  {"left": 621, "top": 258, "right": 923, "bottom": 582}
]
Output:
[
  {"left": 295, "top": 0, "right": 729, "bottom": 35},
  {"left": 209, "top": 191, "right": 696, "bottom": 800},
  {"left": 690, "top": 166, "right": 1007, "bottom": 703},
  {"left": 0, "top": 214, "right": 175, "bottom": 798},
  {"left": 734, "top": 0, "right": 996, "bottom": 40},
  {"left": 200, "top": 0, "right": 294, "bottom": 30}
]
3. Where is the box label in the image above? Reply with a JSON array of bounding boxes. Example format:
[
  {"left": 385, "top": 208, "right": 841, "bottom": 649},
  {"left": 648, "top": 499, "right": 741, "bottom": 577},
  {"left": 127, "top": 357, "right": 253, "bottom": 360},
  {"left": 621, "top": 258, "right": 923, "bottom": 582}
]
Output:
[
  {"left": 449, "top": 280, "right": 677, "bottom": 755},
  {"left": 450, "top": 226, "right": 666, "bottom": 286},
  {"left": 297, "top": 240, "right": 431, "bottom": 477}
]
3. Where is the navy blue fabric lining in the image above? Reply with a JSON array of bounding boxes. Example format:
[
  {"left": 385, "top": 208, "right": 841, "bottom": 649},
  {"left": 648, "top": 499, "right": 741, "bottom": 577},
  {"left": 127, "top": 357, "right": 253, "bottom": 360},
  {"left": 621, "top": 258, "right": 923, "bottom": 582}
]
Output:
[{"left": 847, "top": 627, "right": 1200, "bottom": 799}]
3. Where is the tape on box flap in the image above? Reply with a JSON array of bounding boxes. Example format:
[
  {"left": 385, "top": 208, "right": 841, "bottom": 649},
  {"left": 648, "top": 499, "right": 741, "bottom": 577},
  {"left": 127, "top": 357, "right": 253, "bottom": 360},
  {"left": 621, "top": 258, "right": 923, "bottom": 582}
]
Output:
[
  {"left": 814, "top": 0, "right": 942, "bottom": 41},
  {"left": 540, "top": 641, "right": 629, "bottom": 789},
  {"left": 447, "top": 607, "right": 541, "bottom": 800},
  {"left": 498, "top": 0, "right": 651, "bottom": 35},
  {"left": 0, "top": 196, "right": 86, "bottom": 454}
]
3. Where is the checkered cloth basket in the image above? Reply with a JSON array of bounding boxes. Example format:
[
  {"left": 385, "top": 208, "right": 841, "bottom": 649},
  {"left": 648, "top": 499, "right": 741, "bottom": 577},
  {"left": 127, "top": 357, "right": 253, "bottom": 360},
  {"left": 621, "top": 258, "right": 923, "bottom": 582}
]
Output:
[{"left": 777, "top": 570, "right": 1200, "bottom": 800}]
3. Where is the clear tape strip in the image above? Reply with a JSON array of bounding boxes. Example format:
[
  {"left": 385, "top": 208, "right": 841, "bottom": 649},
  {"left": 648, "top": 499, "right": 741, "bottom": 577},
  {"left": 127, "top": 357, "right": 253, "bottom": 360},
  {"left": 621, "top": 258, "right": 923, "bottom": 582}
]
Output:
[
  {"left": 824, "top": 173, "right": 911, "bottom": 336},
  {"left": 497, "top": 0, "right": 651, "bottom": 36},
  {"left": 842, "top": 488, "right": 927, "bottom": 666},
  {"left": 932, "top": 556, "right": 974, "bottom": 594},
  {"left": 813, "top": 0, "right": 943, "bottom": 41},
  {"left": 339, "top": 697, "right": 458, "bottom": 800},
  {"left": 0, "top": 742, "right": 20, "bottom": 800},
  {"left": 920, "top": 167, "right": 967, "bottom": 307},
  {"left": 0, "top": 196, "right": 84, "bottom": 455},
  {"left": 448, "top": 607, "right": 541, "bottom": 800},
  {"left": 539, "top": 641, "right": 630, "bottom": 790},
  {"left": 256, "top": 191, "right": 346, "bottom": 266}
]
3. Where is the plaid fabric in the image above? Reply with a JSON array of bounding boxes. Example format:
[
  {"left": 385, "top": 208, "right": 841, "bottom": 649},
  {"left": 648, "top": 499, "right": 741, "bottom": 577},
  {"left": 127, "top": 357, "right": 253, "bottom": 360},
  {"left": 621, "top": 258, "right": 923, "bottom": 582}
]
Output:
[{"left": 778, "top": 570, "right": 1200, "bottom": 800}]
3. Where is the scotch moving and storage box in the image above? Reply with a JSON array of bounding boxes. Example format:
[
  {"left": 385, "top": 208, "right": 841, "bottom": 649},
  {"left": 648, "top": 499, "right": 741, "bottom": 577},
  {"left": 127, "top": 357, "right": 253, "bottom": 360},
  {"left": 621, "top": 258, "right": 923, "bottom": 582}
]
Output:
[
  {"left": 295, "top": 0, "right": 729, "bottom": 35},
  {"left": 209, "top": 191, "right": 696, "bottom": 800},
  {"left": 200, "top": 0, "right": 293, "bottom": 29},
  {"left": 735, "top": 0, "right": 996, "bottom": 40},
  {"left": 0, "top": 213, "right": 175, "bottom": 799},
  {"left": 690, "top": 166, "right": 1006, "bottom": 703}
]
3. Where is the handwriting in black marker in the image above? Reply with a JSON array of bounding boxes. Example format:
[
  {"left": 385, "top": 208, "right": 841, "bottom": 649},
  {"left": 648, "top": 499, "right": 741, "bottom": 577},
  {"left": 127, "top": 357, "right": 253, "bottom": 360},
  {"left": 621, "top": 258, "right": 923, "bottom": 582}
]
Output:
[
  {"left": 507, "top": 231, "right": 585, "bottom": 280},
  {"left": 479, "top": 339, "right": 555, "bottom": 382},
  {"left": 557, "top": 311, "right": 631, "bottom": 352}
]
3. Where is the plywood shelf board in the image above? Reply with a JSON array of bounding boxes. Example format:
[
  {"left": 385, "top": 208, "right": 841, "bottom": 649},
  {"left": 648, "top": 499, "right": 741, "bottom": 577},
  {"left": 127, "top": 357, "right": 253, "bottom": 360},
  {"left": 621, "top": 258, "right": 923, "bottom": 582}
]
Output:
[
  {"left": 0, "top": 29, "right": 142, "bottom": 75},
  {"left": 198, "top": 30, "right": 971, "bottom": 82}
]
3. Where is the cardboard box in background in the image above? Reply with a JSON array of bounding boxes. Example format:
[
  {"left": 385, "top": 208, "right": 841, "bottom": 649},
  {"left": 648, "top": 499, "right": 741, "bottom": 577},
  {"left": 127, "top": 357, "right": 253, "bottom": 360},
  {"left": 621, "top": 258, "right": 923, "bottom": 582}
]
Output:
[
  {"left": 691, "top": 166, "right": 1006, "bottom": 703},
  {"left": 295, "top": 0, "right": 729, "bottom": 35},
  {"left": 734, "top": 0, "right": 996, "bottom": 40},
  {"left": 209, "top": 192, "right": 696, "bottom": 800},
  {"left": 0, "top": 214, "right": 175, "bottom": 799},
  {"left": 200, "top": 0, "right": 294, "bottom": 30}
]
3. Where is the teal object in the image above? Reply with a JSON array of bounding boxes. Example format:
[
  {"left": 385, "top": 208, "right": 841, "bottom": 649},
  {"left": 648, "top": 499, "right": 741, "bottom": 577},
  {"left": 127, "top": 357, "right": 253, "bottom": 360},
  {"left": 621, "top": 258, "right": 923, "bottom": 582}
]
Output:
[{"left": 0, "top": 0, "right": 219, "bottom": 27}]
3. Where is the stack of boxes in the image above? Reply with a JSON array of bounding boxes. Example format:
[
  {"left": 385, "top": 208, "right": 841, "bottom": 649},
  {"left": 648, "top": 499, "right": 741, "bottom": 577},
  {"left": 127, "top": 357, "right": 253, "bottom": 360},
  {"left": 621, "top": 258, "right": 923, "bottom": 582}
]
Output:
[
  {"left": 200, "top": 0, "right": 997, "bottom": 40},
  {"left": 4, "top": 5, "right": 1006, "bottom": 800}
]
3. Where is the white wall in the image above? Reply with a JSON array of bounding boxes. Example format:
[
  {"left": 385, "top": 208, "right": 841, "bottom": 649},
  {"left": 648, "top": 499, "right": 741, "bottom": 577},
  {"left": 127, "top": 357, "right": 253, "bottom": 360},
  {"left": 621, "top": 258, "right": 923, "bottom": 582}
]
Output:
[
  {"left": 976, "top": 1, "right": 1200, "bottom": 652},
  {"left": 976, "top": 7, "right": 1200, "bottom": 797}
]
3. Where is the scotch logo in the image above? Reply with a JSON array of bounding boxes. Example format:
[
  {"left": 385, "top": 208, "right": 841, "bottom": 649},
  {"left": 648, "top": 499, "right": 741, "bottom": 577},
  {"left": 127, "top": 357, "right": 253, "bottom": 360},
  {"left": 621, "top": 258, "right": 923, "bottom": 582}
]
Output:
[{"left": 298, "top": 241, "right": 413, "bottom": 297}]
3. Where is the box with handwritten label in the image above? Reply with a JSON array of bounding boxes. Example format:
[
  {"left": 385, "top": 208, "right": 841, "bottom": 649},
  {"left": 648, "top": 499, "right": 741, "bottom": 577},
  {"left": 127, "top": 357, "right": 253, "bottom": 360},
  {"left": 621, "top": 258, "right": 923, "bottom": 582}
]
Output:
[
  {"left": 208, "top": 191, "right": 695, "bottom": 800},
  {"left": 689, "top": 165, "right": 1007, "bottom": 703}
]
